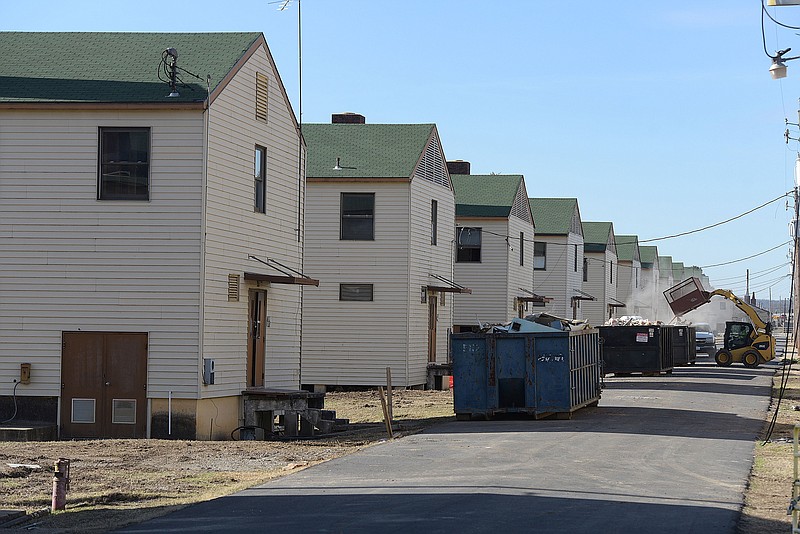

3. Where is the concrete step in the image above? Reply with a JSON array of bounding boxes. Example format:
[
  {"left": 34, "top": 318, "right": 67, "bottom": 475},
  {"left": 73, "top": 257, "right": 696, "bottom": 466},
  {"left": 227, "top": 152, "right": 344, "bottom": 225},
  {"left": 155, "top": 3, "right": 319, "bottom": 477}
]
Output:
[{"left": 0, "top": 423, "right": 57, "bottom": 441}]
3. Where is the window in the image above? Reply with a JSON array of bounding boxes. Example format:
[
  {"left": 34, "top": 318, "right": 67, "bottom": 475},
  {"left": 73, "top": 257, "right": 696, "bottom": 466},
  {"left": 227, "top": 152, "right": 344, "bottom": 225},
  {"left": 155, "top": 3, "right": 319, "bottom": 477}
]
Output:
[
  {"left": 98, "top": 127, "right": 150, "bottom": 200},
  {"left": 340, "top": 283, "right": 373, "bottom": 301},
  {"left": 519, "top": 232, "right": 525, "bottom": 266},
  {"left": 574, "top": 244, "right": 578, "bottom": 272},
  {"left": 456, "top": 227, "right": 481, "bottom": 262},
  {"left": 431, "top": 200, "right": 438, "bottom": 245},
  {"left": 341, "top": 193, "right": 375, "bottom": 240},
  {"left": 583, "top": 257, "right": 588, "bottom": 282},
  {"left": 610, "top": 261, "right": 614, "bottom": 284},
  {"left": 533, "top": 242, "right": 546, "bottom": 270},
  {"left": 255, "top": 146, "right": 267, "bottom": 213}
]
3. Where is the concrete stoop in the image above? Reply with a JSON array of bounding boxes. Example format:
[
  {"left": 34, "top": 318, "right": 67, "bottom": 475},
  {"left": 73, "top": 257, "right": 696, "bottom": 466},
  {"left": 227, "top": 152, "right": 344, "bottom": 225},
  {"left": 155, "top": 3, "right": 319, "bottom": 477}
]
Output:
[{"left": 0, "top": 422, "right": 58, "bottom": 441}]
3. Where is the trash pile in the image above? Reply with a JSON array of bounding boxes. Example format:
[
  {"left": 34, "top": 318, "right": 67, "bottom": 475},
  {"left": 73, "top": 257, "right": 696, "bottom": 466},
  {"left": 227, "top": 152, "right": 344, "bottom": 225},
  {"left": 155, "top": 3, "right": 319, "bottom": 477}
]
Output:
[{"left": 604, "top": 315, "right": 662, "bottom": 327}]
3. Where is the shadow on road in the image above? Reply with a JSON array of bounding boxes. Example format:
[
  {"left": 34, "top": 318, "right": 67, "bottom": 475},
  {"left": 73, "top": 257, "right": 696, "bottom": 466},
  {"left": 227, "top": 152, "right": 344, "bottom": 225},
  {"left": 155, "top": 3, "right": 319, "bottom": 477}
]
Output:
[{"left": 116, "top": 491, "right": 757, "bottom": 534}]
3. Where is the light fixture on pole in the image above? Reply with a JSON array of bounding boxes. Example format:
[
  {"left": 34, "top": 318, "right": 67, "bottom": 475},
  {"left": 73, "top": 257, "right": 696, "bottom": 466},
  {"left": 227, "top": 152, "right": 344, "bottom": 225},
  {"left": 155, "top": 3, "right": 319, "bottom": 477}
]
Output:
[{"left": 770, "top": 48, "right": 800, "bottom": 79}]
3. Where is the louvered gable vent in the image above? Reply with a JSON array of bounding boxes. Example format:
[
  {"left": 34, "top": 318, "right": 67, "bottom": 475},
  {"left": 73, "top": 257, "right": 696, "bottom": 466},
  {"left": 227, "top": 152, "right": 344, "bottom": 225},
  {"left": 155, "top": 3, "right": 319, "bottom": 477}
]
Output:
[
  {"left": 510, "top": 181, "right": 532, "bottom": 224},
  {"left": 256, "top": 73, "right": 268, "bottom": 122},
  {"left": 414, "top": 133, "right": 449, "bottom": 188}
]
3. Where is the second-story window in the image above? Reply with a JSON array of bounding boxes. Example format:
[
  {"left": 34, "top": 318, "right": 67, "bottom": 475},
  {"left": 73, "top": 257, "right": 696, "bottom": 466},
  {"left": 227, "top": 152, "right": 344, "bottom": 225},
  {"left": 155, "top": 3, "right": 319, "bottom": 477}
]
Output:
[
  {"left": 583, "top": 257, "right": 588, "bottom": 282},
  {"left": 98, "top": 127, "right": 150, "bottom": 201},
  {"left": 519, "top": 232, "right": 525, "bottom": 266},
  {"left": 431, "top": 200, "right": 438, "bottom": 245},
  {"left": 341, "top": 193, "right": 375, "bottom": 240},
  {"left": 456, "top": 227, "right": 481, "bottom": 262},
  {"left": 254, "top": 146, "right": 267, "bottom": 213},
  {"left": 574, "top": 244, "right": 578, "bottom": 272},
  {"left": 533, "top": 242, "right": 546, "bottom": 270},
  {"left": 610, "top": 261, "right": 614, "bottom": 284}
]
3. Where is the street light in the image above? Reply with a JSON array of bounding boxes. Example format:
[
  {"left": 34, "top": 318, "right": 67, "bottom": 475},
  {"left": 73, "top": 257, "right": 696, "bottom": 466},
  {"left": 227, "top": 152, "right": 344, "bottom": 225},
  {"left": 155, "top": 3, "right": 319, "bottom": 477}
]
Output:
[{"left": 770, "top": 48, "right": 800, "bottom": 79}]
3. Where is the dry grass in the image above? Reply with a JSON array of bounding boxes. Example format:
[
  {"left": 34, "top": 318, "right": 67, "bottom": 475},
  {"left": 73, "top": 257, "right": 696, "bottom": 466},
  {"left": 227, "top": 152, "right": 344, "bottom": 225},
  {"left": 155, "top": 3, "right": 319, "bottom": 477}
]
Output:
[
  {"left": 0, "top": 389, "right": 453, "bottom": 533},
  {"left": 739, "top": 357, "right": 800, "bottom": 534}
]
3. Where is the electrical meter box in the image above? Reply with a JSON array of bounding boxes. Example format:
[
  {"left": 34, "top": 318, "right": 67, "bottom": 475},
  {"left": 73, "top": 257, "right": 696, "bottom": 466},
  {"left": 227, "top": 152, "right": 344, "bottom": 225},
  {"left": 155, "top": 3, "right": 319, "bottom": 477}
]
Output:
[{"left": 203, "top": 359, "right": 215, "bottom": 385}]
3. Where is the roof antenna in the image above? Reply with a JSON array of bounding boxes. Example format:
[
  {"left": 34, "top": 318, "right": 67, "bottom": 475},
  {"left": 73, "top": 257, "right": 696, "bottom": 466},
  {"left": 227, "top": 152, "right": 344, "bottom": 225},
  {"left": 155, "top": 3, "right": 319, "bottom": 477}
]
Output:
[{"left": 164, "top": 48, "right": 179, "bottom": 98}]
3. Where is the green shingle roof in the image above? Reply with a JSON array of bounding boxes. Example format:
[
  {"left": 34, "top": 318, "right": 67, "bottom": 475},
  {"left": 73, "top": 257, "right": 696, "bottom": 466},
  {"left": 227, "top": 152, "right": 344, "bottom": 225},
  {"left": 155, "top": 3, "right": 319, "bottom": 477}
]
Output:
[
  {"left": 583, "top": 221, "right": 614, "bottom": 253},
  {"left": 639, "top": 245, "right": 658, "bottom": 266},
  {"left": 529, "top": 198, "right": 578, "bottom": 235},
  {"left": 0, "top": 32, "right": 261, "bottom": 103},
  {"left": 658, "top": 255, "right": 673, "bottom": 277},
  {"left": 615, "top": 235, "right": 639, "bottom": 262},
  {"left": 672, "top": 261, "right": 685, "bottom": 281},
  {"left": 451, "top": 174, "right": 523, "bottom": 217},
  {"left": 303, "top": 123, "right": 435, "bottom": 179}
]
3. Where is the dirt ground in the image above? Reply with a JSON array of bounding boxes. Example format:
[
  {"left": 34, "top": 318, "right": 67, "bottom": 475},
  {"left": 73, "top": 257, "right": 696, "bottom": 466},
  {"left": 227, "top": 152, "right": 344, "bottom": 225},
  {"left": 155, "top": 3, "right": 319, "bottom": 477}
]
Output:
[
  {"left": 0, "top": 390, "right": 454, "bottom": 533},
  {"left": 2, "top": 367, "right": 799, "bottom": 533},
  {"left": 738, "top": 357, "right": 800, "bottom": 534}
]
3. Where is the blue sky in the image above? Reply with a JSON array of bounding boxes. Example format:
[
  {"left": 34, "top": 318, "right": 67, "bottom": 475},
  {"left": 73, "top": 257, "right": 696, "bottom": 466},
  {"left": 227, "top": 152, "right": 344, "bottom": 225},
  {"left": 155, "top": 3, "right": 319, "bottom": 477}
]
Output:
[{"left": 3, "top": 1, "right": 799, "bottom": 304}]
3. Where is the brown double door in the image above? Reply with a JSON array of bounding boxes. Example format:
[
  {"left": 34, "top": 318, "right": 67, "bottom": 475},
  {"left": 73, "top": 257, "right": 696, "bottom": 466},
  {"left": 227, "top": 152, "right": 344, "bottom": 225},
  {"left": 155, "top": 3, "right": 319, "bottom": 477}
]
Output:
[{"left": 61, "top": 332, "right": 148, "bottom": 439}]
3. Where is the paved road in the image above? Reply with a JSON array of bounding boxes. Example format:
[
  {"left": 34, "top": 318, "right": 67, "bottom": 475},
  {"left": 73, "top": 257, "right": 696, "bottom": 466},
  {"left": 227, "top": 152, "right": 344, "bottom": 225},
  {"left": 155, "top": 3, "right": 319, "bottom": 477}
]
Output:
[{"left": 121, "top": 361, "right": 776, "bottom": 534}]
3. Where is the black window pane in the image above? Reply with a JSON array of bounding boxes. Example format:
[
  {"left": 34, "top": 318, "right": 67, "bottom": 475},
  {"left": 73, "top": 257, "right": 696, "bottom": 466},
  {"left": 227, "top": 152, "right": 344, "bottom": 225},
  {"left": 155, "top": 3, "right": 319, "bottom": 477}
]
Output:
[
  {"left": 99, "top": 128, "right": 150, "bottom": 200},
  {"left": 341, "top": 218, "right": 373, "bottom": 240},
  {"left": 340, "top": 284, "right": 373, "bottom": 301}
]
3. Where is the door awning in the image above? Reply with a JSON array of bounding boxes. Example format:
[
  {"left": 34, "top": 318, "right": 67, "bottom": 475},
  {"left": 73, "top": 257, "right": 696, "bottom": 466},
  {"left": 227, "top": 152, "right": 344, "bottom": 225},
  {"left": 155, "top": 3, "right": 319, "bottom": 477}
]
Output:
[
  {"left": 427, "top": 273, "right": 472, "bottom": 294},
  {"left": 246, "top": 255, "right": 319, "bottom": 287},
  {"left": 516, "top": 288, "right": 553, "bottom": 303},
  {"left": 608, "top": 296, "right": 626, "bottom": 308},
  {"left": 571, "top": 289, "right": 596, "bottom": 302}
]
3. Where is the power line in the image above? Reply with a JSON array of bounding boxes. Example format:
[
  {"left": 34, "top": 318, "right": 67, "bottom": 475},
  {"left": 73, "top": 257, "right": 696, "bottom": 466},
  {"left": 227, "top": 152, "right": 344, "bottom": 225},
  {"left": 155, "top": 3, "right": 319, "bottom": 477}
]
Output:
[
  {"left": 699, "top": 241, "right": 791, "bottom": 268},
  {"left": 637, "top": 191, "right": 792, "bottom": 243}
]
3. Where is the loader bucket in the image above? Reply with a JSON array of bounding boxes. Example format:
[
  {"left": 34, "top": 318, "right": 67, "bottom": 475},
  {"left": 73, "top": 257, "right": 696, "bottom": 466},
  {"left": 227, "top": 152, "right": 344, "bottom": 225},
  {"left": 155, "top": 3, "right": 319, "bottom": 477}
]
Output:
[{"left": 663, "top": 277, "right": 710, "bottom": 316}]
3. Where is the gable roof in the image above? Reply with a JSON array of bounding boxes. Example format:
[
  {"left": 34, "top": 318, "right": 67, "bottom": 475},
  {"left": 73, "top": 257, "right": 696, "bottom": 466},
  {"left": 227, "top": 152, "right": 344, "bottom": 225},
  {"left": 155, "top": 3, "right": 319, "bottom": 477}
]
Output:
[
  {"left": 658, "top": 255, "right": 673, "bottom": 277},
  {"left": 529, "top": 198, "right": 579, "bottom": 235},
  {"left": 303, "top": 123, "right": 436, "bottom": 180},
  {"left": 615, "top": 235, "right": 640, "bottom": 263},
  {"left": 452, "top": 174, "right": 524, "bottom": 218},
  {"left": 582, "top": 221, "right": 615, "bottom": 254},
  {"left": 639, "top": 245, "right": 659, "bottom": 266},
  {"left": 0, "top": 32, "right": 263, "bottom": 104}
]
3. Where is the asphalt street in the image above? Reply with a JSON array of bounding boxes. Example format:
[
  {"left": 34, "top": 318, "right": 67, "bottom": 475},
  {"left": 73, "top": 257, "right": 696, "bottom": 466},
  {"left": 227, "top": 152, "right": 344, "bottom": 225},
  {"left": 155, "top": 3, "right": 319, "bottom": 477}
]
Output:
[{"left": 120, "top": 360, "right": 777, "bottom": 534}]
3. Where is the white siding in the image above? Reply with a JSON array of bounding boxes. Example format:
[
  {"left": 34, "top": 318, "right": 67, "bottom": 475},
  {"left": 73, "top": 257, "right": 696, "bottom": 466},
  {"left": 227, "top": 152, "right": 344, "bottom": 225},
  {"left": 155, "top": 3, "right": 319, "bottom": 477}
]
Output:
[
  {"left": 302, "top": 182, "right": 414, "bottom": 386},
  {"left": 203, "top": 43, "right": 305, "bottom": 394},
  {"left": 408, "top": 176, "right": 456, "bottom": 378},
  {"left": 453, "top": 219, "right": 512, "bottom": 325},
  {"left": 617, "top": 259, "right": 641, "bottom": 315},
  {"left": 507, "top": 217, "right": 535, "bottom": 318},
  {"left": 582, "top": 249, "right": 617, "bottom": 327},
  {"left": 531, "top": 233, "right": 583, "bottom": 319},
  {"left": 0, "top": 110, "right": 205, "bottom": 398}
]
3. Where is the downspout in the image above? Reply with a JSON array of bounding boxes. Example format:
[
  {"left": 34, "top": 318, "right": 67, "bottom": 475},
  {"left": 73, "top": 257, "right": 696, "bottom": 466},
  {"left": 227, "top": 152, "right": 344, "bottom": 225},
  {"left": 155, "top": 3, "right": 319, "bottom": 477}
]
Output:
[
  {"left": 407, "top": 184, "right": 412, "bottom": 387},
  {"left": 199, "top": 85, "right": 210, "bottom": 411}
]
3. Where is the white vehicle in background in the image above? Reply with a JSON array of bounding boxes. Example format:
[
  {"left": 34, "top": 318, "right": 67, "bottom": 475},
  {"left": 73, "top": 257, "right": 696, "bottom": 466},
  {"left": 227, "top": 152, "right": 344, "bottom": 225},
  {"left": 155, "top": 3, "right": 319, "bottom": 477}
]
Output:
[{"left": 693, "top": 322, "right": 716, "bottom": 357}]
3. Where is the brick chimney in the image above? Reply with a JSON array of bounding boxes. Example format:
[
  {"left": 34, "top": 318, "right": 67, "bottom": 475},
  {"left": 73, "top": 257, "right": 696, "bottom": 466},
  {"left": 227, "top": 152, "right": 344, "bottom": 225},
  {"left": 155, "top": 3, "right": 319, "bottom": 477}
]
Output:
[
  {"left": 332, "top": 112, "right": 366, "bottom": 124},
  {"left": 447, "top": 160, "right": 471, "bottom": 175}
]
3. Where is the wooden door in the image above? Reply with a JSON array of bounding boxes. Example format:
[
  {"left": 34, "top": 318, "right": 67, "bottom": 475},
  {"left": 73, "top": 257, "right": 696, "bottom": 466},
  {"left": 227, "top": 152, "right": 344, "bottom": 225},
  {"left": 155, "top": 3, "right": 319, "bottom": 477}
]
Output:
[
  {"left": 428, "top": 295, "right": 438, "bottom": 363},
  {"left": 247, "top": 290, "right": 266, "bottom": 387},
  {"left": 61, "top": 332, "right": 147, "bottom": 439}
]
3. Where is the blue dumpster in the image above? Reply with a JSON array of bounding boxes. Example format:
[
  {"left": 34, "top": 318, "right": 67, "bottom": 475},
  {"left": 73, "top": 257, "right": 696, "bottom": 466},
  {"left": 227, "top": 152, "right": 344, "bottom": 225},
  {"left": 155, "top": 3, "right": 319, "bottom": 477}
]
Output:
[{"left": 451, "top": 328, "right": 601, "bottom": 420}]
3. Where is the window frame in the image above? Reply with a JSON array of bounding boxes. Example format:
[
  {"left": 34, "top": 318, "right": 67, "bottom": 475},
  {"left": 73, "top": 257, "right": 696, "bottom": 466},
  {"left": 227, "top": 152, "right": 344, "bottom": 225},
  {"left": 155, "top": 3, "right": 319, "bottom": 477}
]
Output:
[
  {"left": 339, "top": 283, "right": 374, "bottom": 302},
  {"left": 456, "top": 227, "right": 482, "bottom": 263},
  {"left": 574, "top": 244, "right": 578, "bottom": 272},
  {"left": 519, "top": 232, "right": 525, "bottom": 266},
  {"left": 583, "top": 257, "right": 588, "bottom": 282},
  {"left": 533, "top": 242, "right": 546, "bottom": 271},
  {"left": 254, "top": 145, "right": 267, "bottom": 214},
  {"left": 97, "top": 127, "right": 151, "bottom": 201},
  {"left": 340, "top": 193, "right": 375, "bottom": 240}
]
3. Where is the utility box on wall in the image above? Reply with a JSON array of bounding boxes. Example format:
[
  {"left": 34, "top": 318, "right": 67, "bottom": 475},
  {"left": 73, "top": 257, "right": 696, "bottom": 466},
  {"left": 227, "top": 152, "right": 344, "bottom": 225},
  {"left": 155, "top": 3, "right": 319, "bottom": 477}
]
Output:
[{"left": 203, "top": 359, "right": 215, "bottom": 385}]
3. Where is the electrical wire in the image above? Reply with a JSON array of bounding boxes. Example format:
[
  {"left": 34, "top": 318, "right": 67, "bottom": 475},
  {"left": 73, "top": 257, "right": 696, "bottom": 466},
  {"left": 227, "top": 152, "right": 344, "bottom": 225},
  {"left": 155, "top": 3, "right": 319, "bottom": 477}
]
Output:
[
  {"left": 1, "top": 381, "right": 20, "bottom": 425},
  {"left": 763, "top": 0, "right": 800, "bottom": 31},
  {"left": 638, "top": 192, "right": 792, "bottom": 243},
  {"left": 711, "top": 262, "right": 790, "bottom": 283},
  {"left": 699, "top": 241, "right": 791, "bottom": 269},
  {"left": 763, "top": 247, "right": 796, "bottom": 443}
]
